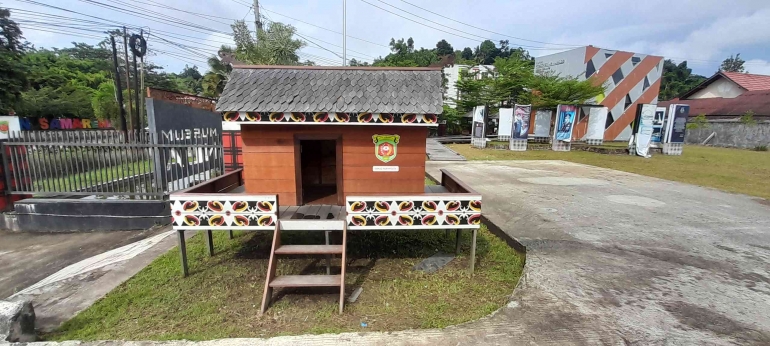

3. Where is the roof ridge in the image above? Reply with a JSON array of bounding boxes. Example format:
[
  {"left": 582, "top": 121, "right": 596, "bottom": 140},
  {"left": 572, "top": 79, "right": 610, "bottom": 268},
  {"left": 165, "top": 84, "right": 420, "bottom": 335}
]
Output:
[{"left": 231, "top": 65, "right": 442, "bottom": 71}]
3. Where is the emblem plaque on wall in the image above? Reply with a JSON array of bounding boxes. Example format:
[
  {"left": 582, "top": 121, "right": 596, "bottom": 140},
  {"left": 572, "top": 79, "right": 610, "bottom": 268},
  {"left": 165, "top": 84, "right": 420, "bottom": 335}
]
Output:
[{"left": 372, "top": 134, "right": 400, "bottom": 163}]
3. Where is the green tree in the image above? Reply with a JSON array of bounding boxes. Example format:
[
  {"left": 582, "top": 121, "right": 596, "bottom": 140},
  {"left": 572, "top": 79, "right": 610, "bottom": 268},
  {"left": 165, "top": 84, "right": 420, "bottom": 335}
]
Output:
[
  {"left": 461, "top": 47, "right": 473, "bottom": 60},
  {"left": 474, "top": 40, "right": 499, "bottom": 64},
  {"left": 348, "top": 58, "right": 370, "bottom": 66},
  {"left": 720, "top": 53, "right": 745, "bottom": 73},
  {"left": 372, "top": 37, "right": 438, "bottom": 67},
  {"left": 524, "top": 74, "right": 605, "bottom": 109},
  {"left": 454, "top": 56, "right": 604, "bottom": 113},
  {"left": 201, "top": 53, "right": 232, "bottom": 98},
  {"left": 91, "top": 81, "right": 119, "bottom": 123},
  {"left": 659, "top": 59, "right": 707, "bottom": 100},
  {"left": 435, "top": 39, "right": 454, "bottom": 56},
  {"left": 230, "top": 20, "right": 305, "bottom": 65},
  {"left": 0, "top": 8, "right": 28, "bottom": 112}
]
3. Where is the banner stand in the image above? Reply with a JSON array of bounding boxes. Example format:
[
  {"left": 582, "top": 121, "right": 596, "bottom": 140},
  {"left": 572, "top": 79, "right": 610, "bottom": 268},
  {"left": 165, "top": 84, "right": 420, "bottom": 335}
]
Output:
[
  {"left": 662, "top": 104, "right": 690, "bottom": 156},
  {"left": 509, "top": 139, "right": 527, "bottom": 151},
  {"left": 584, "top": 106, "right": 608, "bottom": 146},
  {"left": 552, "top": 104, "right": 577, "bottom": 152},
  {"left": 509, "top": 104, "right": 531, "bottom": 152},
  {"left": 471, "top": 121, "right": 486, "bottom": 148},
  {"left": 471, "top": 137, "right": 486, "bottom": 148},
  {"left": 662, "top": 143, "right": 684, "bottom": 155}
]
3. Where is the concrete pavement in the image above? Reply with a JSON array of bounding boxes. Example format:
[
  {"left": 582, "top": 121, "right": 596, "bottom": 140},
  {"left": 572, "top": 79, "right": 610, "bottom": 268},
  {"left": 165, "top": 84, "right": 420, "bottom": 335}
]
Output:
[
  {"left": 14, "top": 160, "right": 770, "bottom": 345},
  {"left": 0, "top": 227, "right": 173, "bottom": 331},
  {"left": 426, "top": 138, "right": 466, "bottom": 161}
]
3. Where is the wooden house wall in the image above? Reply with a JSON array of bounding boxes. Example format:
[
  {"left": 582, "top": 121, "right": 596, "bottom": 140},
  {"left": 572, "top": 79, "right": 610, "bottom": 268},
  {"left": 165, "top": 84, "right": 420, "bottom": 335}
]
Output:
[{"left": 241, "top": 125, "right": 428, "bottom": 205}]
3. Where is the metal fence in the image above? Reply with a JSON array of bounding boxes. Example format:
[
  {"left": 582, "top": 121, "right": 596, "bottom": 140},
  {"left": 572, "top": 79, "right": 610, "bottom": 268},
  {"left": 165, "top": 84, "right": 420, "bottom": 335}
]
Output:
[{"left": 1, "top": 129, "right": 223, "bottom": 199}]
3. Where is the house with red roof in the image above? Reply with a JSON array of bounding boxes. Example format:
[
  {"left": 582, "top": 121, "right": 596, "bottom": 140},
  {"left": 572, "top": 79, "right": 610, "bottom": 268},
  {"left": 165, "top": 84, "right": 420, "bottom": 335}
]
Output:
[
  {"left": 659, "top": 71, "right": 770, "bottom": 120},
  {"left": 659, "top": 71, "right": 770, "bottom": 148}
]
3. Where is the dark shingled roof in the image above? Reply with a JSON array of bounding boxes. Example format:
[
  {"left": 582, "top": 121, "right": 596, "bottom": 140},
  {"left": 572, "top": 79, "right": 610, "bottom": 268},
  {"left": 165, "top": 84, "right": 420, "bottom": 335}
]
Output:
[{"left": 215, "top": 66, "right": 444, "bottom": 114}]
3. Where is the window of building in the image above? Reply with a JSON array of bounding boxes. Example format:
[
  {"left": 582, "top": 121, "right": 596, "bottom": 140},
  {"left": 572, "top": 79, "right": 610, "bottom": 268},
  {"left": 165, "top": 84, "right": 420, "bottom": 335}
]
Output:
[
  {"left": 612, "top": 68, "right": 624, "bottom": 85},
  {"left": 585, "top": 60, "right": 596, "bottom": 79}
]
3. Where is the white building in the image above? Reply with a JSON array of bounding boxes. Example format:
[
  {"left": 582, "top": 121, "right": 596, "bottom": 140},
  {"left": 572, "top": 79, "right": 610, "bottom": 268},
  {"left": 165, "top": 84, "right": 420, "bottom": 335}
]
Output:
[{"left": 443, "top": 64, "right": 495, "bottom": 108}]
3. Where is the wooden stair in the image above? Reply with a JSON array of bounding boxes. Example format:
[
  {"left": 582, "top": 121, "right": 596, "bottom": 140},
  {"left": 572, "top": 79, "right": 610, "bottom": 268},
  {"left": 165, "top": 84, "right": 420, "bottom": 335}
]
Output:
[{"left": 260, "top": 220, "right": 347, "bottom": 315}]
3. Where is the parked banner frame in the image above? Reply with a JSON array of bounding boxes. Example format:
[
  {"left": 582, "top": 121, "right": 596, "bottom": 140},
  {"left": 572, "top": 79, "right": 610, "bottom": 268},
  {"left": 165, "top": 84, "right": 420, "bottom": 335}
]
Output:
[
  {"left": 554, "top": 105, "right": 577, "bottom": 142},
  {"left": 512, "top": 104, "right": 531, "bottom": 140}
]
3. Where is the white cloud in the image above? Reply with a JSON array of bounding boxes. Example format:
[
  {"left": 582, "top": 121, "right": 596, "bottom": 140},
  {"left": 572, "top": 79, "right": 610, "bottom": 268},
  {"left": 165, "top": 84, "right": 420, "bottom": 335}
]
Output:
[
  {"left": 744, "top": 59, "right": 770, "bottom": 75},
  {"left": 654, "top": 7, "right": 770, "bottom": 61}
]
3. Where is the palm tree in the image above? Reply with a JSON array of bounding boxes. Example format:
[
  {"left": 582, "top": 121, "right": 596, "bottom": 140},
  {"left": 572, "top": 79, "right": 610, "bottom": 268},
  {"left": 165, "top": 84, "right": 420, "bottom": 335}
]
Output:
[{"left": 201, "top": 47, "right": 233, "bottom": 98}]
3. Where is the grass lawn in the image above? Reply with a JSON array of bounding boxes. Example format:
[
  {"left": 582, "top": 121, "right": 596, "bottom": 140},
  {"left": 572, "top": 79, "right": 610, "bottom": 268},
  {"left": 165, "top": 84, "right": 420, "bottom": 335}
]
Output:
[
  {"left": 448, "top": 144, "right": 770, "bottom": 200},
  {"left": 48, "top": 225, "right": 524, "bottom": 341}
]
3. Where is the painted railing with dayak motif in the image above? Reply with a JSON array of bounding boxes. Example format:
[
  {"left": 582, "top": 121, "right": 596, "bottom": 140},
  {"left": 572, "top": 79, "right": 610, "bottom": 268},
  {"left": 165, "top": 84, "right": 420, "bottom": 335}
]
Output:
[{"left": 345, "top": 169, "right": 482, "bottom": 230}]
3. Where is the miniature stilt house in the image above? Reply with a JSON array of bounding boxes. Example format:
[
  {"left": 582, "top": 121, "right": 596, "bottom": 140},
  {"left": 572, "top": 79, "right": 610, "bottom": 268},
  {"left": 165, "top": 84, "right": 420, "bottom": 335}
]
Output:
[
  {"left": 169, "top": 66, "right": 483, "bottom": 299},
  {"left": 216, "top": 65, "right": 443, "bottom": 205}
]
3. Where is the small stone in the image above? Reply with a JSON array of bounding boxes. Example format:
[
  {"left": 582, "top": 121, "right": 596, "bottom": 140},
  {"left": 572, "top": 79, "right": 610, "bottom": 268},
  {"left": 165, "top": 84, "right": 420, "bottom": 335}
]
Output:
[
  {"left": 347, "top": 287, "right": 363, "bottom": 303},
  {"left": 413, "top": 252, "right": 455, "bottom": 273},
  {"left": 0, "top": 300, "right": 36, "bottom": 342}
]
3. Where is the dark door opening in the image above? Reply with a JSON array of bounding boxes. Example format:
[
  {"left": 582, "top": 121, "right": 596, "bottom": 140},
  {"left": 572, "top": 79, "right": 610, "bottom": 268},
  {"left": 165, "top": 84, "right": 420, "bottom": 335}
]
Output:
[{"left": 299, "top": 139, "right": 338, "bottom": 205}]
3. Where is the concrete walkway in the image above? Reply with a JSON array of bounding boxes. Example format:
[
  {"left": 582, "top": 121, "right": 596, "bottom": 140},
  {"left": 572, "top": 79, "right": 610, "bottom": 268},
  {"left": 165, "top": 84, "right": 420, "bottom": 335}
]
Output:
[
  {"left": 425, "top": 138, "right": 465, "bottom": 161},
  {"left": 19, "top": 160, "right": 770, "bottom": 345},
  {"left": 0, "top": 228, "right": 165, "bottom": 299},
  {"left": 2, "top": 228, "right": 176, "bottom": 331}
]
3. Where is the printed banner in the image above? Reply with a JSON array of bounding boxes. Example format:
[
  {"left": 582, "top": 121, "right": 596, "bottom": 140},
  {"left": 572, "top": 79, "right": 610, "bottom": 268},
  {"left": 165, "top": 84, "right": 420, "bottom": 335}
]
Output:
[
  {"left": 635, "top": 104, "right": 655, "bottom": 157},
  {"left": 512, "top": 105, "right": 531, "bottom": 139},
  {"left": 533, "top": 110, "right": 552, "bottom": 137},
  {"left": 0, "top": 116, "right": 20, "bottom": 140},
  {"left": 498, "top": 108, "right": 513, "bottom": 138},
  {"left": 585, "top": 107, "right": 608, "bottom": 140},
  {"left": 472, "top": 106, "right": 485, "bottom": 123},
  {"left": 666, "top": 104, "right": 690, "bottom": 143},
  {"left": 472, "top": 121, "right": 484, "bottom": 138},
  {"left": 554, "top": 105, "right": 577, "bottom": 142},
  {"left": 651, "top": 107, "right": 666, "bottom": 144}
]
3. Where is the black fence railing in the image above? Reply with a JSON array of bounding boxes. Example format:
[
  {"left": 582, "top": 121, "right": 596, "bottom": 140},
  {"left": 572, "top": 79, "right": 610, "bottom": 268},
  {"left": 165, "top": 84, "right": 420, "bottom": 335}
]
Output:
[{"left": 1, "top": 129, "right": 223, "bottom": 199}]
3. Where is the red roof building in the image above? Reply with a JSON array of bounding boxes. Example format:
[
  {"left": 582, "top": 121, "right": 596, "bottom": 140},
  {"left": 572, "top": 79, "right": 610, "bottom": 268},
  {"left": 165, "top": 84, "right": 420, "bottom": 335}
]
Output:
[{"left": 663, "top": 72, "right": 770, "bottom": 120}]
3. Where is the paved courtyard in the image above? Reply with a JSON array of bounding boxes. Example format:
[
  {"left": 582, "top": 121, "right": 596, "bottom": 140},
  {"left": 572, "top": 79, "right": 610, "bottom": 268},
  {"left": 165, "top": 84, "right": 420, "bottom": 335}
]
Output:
[{"left": 15, "top": 160, "right": 770, "bottom": 345}]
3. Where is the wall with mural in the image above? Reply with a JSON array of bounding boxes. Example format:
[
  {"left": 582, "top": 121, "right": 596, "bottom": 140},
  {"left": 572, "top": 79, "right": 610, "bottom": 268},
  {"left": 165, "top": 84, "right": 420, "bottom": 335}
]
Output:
[{"left": 535, "top": 46, "right": 664, "bottom": 141}]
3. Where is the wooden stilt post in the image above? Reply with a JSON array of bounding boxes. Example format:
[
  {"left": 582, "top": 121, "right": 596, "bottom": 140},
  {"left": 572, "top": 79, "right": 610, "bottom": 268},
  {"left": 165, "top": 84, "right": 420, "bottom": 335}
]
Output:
[
  {"left": 339, "top": 223, "right": 347, "bottom": 314},
  {"left": 455, "top": 229, "right": 462, "bottom": 255},
  {"left": 325, "top": 230, "right": 331, "bottom": 275},
  {"left": 205, "top": 230, "right": 214, "bottom": 256},
  {"left": 177, "top": 230, "right": 188, "bottom": 277},
  {"left": 469, "top": 228, "right": 477, "bottom": 274},
  {"left": 228, "top": 230, "right": 234, "bottom": 239}
]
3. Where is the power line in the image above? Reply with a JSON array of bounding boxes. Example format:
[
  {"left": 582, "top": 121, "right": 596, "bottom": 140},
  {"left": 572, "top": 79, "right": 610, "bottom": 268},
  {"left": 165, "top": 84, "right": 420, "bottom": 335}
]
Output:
[
  {"left": 75, "top": 0, "right": 233, "bottom": 37},
  {"left": 359, "top": 0, "right": 567, "bottom": 50},
  {"left": 258, "top": 6, "right": 389, "bottom": 48},
  {"left": 397, "top": 0, "right": 580, "bottom": 48},
  {"left": 260, "top": 15, "right": 372, "bottom": 61}
]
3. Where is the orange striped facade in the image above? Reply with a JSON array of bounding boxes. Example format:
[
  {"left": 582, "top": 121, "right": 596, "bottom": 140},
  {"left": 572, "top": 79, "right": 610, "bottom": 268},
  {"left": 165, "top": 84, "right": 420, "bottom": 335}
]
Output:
[{"left": 535, "top": 46, "right": 664, "bottom": 140}]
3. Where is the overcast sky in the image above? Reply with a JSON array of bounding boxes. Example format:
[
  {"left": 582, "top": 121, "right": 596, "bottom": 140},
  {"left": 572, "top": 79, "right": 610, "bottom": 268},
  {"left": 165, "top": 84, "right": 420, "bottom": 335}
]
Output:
[{"left": 7, "top": 0, "right": 770, "bottom": 76}]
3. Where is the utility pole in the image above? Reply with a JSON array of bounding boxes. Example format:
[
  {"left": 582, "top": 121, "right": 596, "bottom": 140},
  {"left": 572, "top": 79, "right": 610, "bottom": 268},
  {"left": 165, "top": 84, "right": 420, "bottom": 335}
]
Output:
[
  {"left": 342, "top": 0, "right": 346, "bottom": 66},
  {"left": 110, "top": 36, "right": 128, "bottom": 135},
  {"left": 253, "top": 0, "right": 262, "bottom": 34},
  {"left": 122, "top": 27, "right": 133, "bottom": 130}
]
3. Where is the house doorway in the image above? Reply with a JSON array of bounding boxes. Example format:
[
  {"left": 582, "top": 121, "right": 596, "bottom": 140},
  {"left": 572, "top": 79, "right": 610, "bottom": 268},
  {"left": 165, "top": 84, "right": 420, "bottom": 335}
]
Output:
[{"left": 298, "top": 139, "right": 339, "bottom": 205}]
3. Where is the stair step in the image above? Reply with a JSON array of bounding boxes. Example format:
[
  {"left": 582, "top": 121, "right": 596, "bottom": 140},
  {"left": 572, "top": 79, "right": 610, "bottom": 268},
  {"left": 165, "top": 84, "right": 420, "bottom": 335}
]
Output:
[
  {"left": 280, "top": 220, "right": 345, "bottom": 231},
  {"left": 269, "top": 275, "right": 342, "bottom": 288},
  {"left": 274, "top": 245, "right": 343, "bottom": 255}
]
